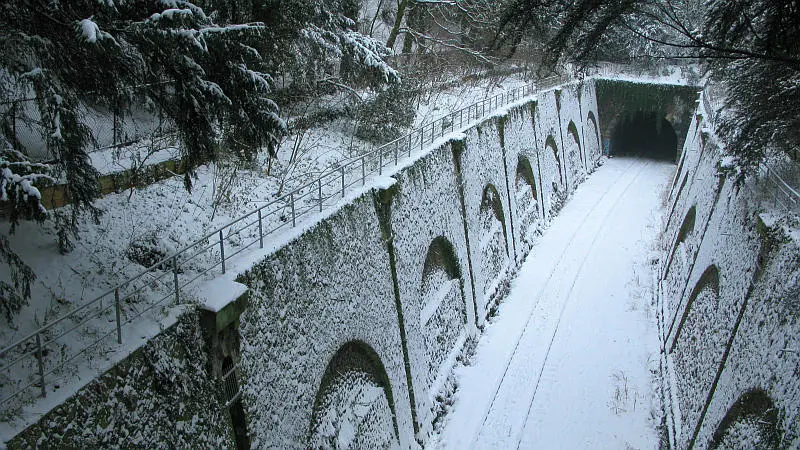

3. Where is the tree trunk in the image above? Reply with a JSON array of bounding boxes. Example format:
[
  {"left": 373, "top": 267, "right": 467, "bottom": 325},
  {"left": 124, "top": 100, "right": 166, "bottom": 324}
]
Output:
[
  {"left": 386, "top": 0, "right": 409, "bottom": 51},
  {"left": 369, "top": 0, "right": 386, "bottom": 37}
]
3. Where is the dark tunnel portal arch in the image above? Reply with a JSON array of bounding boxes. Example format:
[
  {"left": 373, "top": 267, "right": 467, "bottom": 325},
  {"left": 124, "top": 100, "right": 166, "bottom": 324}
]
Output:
[{"left": 611, "top": 111, "right": 678, "bottom": 161}]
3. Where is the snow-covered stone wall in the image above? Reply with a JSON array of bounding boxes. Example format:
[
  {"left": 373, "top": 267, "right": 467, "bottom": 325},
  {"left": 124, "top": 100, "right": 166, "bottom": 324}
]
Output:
[
  {"left": 460, "top": 119, "right": 518, "bottom": 320},
  {"left": 7, "top": 312, "right": 234, "bottom": 448},
  {"left": 8, "top": 80, "right": 601, "bottom": 448},
  {"left": 660, "top": 105, "right": 800, "bottom": 449},
  {"left": 235, "top": 83, "right": 600, "bottom": 448},
  {"left": 381, "top": 138, "right": 476, "bottom": 441},
  {"left": 236, "top": 194, "right": 415, "bottom": 449},
  {"left": 533, "top": 87, "right": 569, "bottom": 218}
]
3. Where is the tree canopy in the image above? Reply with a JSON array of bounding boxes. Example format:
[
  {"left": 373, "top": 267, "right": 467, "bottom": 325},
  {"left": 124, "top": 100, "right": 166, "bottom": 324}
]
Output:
[{"left": 0, "top": 0, "right": 399, "bottom": 322}]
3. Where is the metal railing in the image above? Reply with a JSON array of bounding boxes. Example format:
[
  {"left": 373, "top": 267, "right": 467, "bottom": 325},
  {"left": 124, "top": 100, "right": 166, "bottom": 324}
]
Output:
[
  {"left": 754, "top": 163, "right": 800, "bottom": 215},
  {"left": 0, "top": 78, "right": 563, "bottom": 414},
  {"left": 221, "top": 359, "right": 242, "bottom": 408}
]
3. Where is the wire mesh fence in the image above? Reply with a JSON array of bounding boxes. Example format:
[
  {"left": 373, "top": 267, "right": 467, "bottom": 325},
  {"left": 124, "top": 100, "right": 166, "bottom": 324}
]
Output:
[{"left": 0, "top": 84, "right": 177, "bottom": 162}]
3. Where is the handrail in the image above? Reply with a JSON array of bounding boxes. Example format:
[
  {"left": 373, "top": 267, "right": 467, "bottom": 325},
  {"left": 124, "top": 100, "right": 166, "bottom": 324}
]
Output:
[{"left": 0, "top": 77, "right": 566, "bottom": 412}]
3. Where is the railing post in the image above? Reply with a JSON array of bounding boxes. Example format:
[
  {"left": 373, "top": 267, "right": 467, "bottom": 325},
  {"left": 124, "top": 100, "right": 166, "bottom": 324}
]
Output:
[
  {"left": 379, "top": 148, "right": 383, "bottom": 175},
  {"left": 290, "top": 193, "right": 296, "bottom": 227},
  {"left": 361, "top": 156, "right": 366, "bottom": 186},
  {"left": 115, "top": 288, "right": 123, "bottom": 344},
  {"left": 394, "top": 141, "right": 398, "bottom": 165},
  {"left": 340, "top": 167, "right": 345, "bottom": 198},
  {"left": 407, "top": 134, "right": 412, "bottom": 157},
  {"left": 35, "top": 334, "right": 46, "bottom": 398},
  {"left": 318, "top": 178, "right": 323, "bottom": 212},
  {"left": 219, "top": 230, "right": 226, "bottom": 274},
  {"left": 258, "top": 209, "right": 264, "bottom": 248},
  {"left": 173, "top": 256, "right": 180, "bottom": 302}
]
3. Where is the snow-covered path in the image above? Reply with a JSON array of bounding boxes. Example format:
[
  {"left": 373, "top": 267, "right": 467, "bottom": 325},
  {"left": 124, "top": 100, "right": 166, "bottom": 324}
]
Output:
[{"left": 436, "top": 157, "right": 674, "bottom": 449}]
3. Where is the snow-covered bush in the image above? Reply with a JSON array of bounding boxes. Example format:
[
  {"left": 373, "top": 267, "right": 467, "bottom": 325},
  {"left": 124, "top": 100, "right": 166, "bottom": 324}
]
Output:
[{"left": 356, "top": 83, "right": 417, "bottom": 143}]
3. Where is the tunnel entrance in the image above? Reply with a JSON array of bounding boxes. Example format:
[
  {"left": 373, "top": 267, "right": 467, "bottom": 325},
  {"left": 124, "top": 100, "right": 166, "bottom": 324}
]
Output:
[{"left": 611, "top": 111, "right": 678, "bottom": 161}]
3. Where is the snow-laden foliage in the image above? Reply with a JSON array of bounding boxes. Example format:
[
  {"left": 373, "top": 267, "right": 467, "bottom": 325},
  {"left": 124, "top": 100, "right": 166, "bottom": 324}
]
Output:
[
  {"left": 356, "top": 83, "right": 416, "bottom": 143},
  {"left": 0, "top": 0, "right": 284, "bottom": 321},
  {"left": 0, "top": 146, "right": 56, "bottom": 317},
  {"left": 247, "top": 0, "right": 398, "bottom": 93}
]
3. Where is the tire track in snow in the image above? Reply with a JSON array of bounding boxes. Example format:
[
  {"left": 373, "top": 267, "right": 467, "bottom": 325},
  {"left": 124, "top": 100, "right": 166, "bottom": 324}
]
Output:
[
  {"left": 465, "top": 159, "right": 647, "bottom": 449},
  {"left": 512, "top": 159, "right": 653, "bottom": 449}
]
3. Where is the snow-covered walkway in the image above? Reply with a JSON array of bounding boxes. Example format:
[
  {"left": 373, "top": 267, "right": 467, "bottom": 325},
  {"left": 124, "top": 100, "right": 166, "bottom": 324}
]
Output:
[{"left": 436, "top": 157, "right": 674, "bottom": 449}]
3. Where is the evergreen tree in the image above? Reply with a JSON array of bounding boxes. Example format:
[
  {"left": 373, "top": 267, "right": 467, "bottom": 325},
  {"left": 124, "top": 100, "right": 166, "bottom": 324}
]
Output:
[
  {"left": 0, "top": 0, "right": 402, "bottom": 323},
  {"left": 0, "top": 0, "right": 287, "bottom": 321}
]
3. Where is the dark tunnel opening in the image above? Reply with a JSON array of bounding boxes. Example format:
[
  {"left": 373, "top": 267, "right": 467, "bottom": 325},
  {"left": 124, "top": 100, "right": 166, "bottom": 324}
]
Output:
[{"left": 611, "top": 111, "right": 678, "bottom": 161}]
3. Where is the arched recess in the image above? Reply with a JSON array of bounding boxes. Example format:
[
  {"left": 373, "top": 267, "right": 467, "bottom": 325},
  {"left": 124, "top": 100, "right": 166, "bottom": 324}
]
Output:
[
  {"left": 420, "top": 237, "right": 468, "bottom": 389},
  {"left": 479, "top": 183, "right": 511, "bottom": 302},
  {"left": 514, "top": 156, "right": 541, "bottom": 248},
  {"left": 669, "top": 265, "right": 724, "bottom": 440},
  {"left": 567, "top": 120, "right": 584, "bottom": 167},
  {"left": 545, "top": 135, "right": 563, "bottom": 186},
  {"left": 671, "top": 265, "right": 720, "bottom": 350},
  {"left": 480, "top": 184, "right": 509, "bottom": 256},
  {"left": 587, "top": 111, "right": 600, "bottom": 155},
  {"left": 514, "top": 156, "right": 538, "bottom": 202},
  {"left": 710, "top": 389, "right": 780, "bottom": 449},
  {"left": 308, "top": 341, "right": 400, "bottom": 449},
  {"left": 422, "top": 236, "right": 462, "bottom": 290},
  {"left": 663, "top": 205, "right": 697, "bottom": 279},
  {"left": 544, "top": 134, "right": 564, "bottom": 185}
]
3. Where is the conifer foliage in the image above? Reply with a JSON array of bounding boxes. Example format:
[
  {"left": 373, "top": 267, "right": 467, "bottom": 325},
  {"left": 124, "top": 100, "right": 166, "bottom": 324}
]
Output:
[{"left": 0, "top": 0, "right": 399, "bottom": 322}]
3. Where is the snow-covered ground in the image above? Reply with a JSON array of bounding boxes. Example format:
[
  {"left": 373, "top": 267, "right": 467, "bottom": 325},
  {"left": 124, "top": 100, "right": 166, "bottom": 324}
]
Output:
[{"left": 433, "top": 157, "right": 674, "bottom": 449}]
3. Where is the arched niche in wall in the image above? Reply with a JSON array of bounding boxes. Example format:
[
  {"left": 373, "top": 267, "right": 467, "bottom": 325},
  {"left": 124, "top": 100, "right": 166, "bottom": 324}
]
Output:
[
  {"left": 545, "top": 135, "right": 563, "bottom": 186},
  {"left": 710, "top": 389, "right": 780, "bottom": 450},
  {"left": 669, "top": 265, "right": 727, "bottom": 439},
  {"left": 664, "top": 205, "right": 697, "bottom": 279},
  {"left": 671, "top": 265, "right": 720, "bottom": 350},
  {"left": 479, "top": 183, "right": 510, "bottom": 302},
  {"left": 420, "top": 237, "right": 468, "bottom": 393},
  {"left": 514, "top": 155, "right": 542, "bottom": 247},
  {"left": 421, "top": 236, "right": 464, "bottom": 317},
  {"left": 308, "top": 341, "right": 400, "bottom": 449},
  {"left": 514, "top": 155, "right": 538, "bottom": 203},
  {"left": 587, "top": 111, "right": 601, "bottom": 154},
  {"left": 567, "top": 120, "right": 583, "bottom": 167}
]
